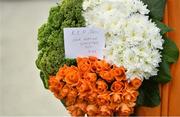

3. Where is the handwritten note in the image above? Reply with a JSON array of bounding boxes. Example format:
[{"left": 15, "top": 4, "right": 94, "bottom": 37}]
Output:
[{"left": 64, "top": 27, "right": 105, "bottom": 59}]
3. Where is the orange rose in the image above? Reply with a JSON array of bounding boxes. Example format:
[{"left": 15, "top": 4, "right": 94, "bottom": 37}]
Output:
[
  {"left": 66, "top": 89, "right": 78, "bottom": 106},
  {"left": 87, "top": 92, "right": 98, "bottom": 104},
  {"left": 96, "top": 80, "right": 108, "bottom": 92},
  {"left": 111, "top": 81, "right": 124, "bottom": 92},
  {"left": 56, "top": 65, "right": 68, "bottom": 81},
  {"left": 99, "top": 70, "right": 114, "bottom": 83},
  {"left": 68, "top": 88, "right": 78, "bottom": 97},
  {"left": 59, "top": 84, "right": 70, "bottom": 99},
  {"left": 64, "top": 67, "right": 80, "bottom": 85},
  {"left": 86, "top": 105, "right": 98, "bottom": 116},
  {"left": 65, "top": 97, "right": 76, "bottom": 106},
  {"left": 77, "top": 80, "right": 91, "bottom": 95},
  {"left": 48, "top": 57, "right": 141, "bottom": 116},
  {"left": 97, "top": 92, "right": 111, "bottom": 106},
  {"left": 122, "top": 90, "right": 139, "bottom": 102},
  {"left": 113, "top": 66, "right": 126, "bottom": 81},
  {"left": 49, "top": 76, "right": 65, "bottom": 99},
  {"left": 77, "top": 102, "right": 88, "bottom": 113},
  {"left": 77, "top": 57, "right": 91, "bottom": 73},
  {"left": 84, "top": 72, "right": 97, "bottom": 82},
  {"left": 109, "top": 102, "right": 119, "bottom": 111},
  {"left": 99, "top": 105, "right": 113, "bottom": 116},
  {"left": 92, "top": 60, "right": 111, "bottom": 72},
  {"left": 89, "top": 56, "right": 98, "bottom": 63},
  {"left": 48, "top": 76, "right": 57, "bottom": 85},
  {"left": 111, "top": 92, "right": 122, "bottom": 103},
  {"left": 127, "top": 102, "right": 136, "bottom": 108},
  {"left": 117, "top": 103, "right": 133, "bottom": 116},
  {"left": 67, "top": 105, "right": 85, "bottom": 116},
  {"left": 130, "top": 77, "right": 142, "bottom": 89},
  {"left": 48, "top": 76, "right": 59, "bottom": 92}
]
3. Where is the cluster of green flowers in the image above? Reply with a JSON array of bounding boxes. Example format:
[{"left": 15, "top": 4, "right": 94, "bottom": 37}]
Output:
[{"left": 36, "top": 0, "right": 85, "bottom": 88}]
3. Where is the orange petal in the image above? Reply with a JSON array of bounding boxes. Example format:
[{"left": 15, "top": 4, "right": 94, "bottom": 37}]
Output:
[
  {"left": 77, "top": 57, "right": 91, "bottom": 73},
  {"left": 130, "top": 77, "right": 142, "bottom": 89},
  {"left": 111, "top": 93, "right": 122, "bottom": 103},
  {"left": 67, "top": 105, "right": 85, "bottom": 116},
  {"left": 86, "top": 105, "right": 98, "bottom": 116},
  {"left": 84, "top": 72, "right": 97, "bottom": 82},
  {"left": 99, "top": 105, "right": 113, "bottom": 116},
  {"left": 64, "top": 69, "right": 80, "bottom": 85},
  {"left": 59, "top": 85, "right": 70, "bottom": 99},
  {"left": 96, "top": 80, "right": 108, "bottom": 92},
  {"left": 118, "top": 103, "right": 132, "bottom": 116},
  {"left": 99, "top": 70, "right": 114, "bottom": 83},
  {"left": 97, "top": 92, "right": 111, "bottom": 106},
  {"left": 111, "top": 81, "right": 124, "bottom": 92}
]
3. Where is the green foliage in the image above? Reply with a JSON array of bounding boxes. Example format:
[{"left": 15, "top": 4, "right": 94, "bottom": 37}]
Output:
[
  {"left": 152, "top": 61, "right": 171, "bottom": 83},
  {"left": 141, "top": 0, "right": 167, "bottom": 21},
  {"left": 162, "top": 37, "right": 179, "bottom": 63},
  {"left": 137, "top": 79, "right": 160, "bottom": 107},
  {"left": 154, "top": 20, "right": 172, "bottom": 35},
  {"left": 36, "top": 0, "right": 85, "bottom": 89}
]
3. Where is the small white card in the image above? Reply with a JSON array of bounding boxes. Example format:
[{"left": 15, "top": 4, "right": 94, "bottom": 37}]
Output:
[{"left": 64, "top": 27, "right": 105, "bottom": 59}]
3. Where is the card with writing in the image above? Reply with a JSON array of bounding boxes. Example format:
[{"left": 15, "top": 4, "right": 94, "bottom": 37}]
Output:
[{"left": 64, "top": 27, "right": 105, "bottom": 59}]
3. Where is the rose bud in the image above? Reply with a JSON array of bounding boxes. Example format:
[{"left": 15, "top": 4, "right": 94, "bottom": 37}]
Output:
[
  {"left": 113, "top": 67, "right": 126, "bottom": 81},
  {"left": 96, "top": 80, "right": 108, "bottom": 92},
  {"left": 111, "top": 81, "right": 124, "bottom": 92},
  {"left": 122, "top": 90, "right": 139, "bottom": 102},
  {"left": 87, "top": 92, "right": 98, "bottom": 104},
  {"left": 56, "top": 65, "right": 68, "bottom": 81},
  {"left": 65, "top": 97, "right": 76, "bottom": 106},
  {"left": 77, "top": 80, "right": 90, "bottom": 93},
  {"left": 93, "top": 60, "right": 110, "bottom": 72},
  {"left": 67, "top": 105, "right": 85, "bottom": 116},
  {"left": 130, "top": 77, "right": 142, "bottom": 89},
  {"left": 117, "top": 103, "right": 133, "bottom": 116},
  {"left": 99, "top": 70, "right": 114, "bottom": 83},
  {"left": 99, "top": 105, "right": 113, "bottom": 116},
  {"left": 84, "top": 72, "right": 97, "bottom": 82},
  {"left": 111, "top": 92, "right": 122, "bottom": 103},
  {"left": 67, "top": 89, "right": 78, "bottom": 99},
  {"left": 48, "top": 76, "right": 59, "bottom": 92},
  {"left": 86, "top": 105, "right": 98, "bottom": 116},
  {"left": 59, "top": 85, "right": 70, "bottom": 99},
  {"left": 64, "top": 69, "right": 80, "bottom": 85},
  {"left": 76, "top": 102, "right": 88, "bottom": 113},
  {"left": 97, "top": 92, "right": 111, "bottom": 106},
  {"left": 77, "top": 57, "right": 91, "bottom": 73}
]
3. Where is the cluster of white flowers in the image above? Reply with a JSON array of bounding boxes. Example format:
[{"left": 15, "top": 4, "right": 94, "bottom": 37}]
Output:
[{"left": 83, "top": 0, "right": 164, "bottom": 80}]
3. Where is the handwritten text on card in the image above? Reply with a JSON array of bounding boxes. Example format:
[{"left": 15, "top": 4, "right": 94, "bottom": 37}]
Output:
[{"left": 64, "top": 27, "right": 105, "bottom": 59}]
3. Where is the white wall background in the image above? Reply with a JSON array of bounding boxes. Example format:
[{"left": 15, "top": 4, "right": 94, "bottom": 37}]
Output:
[{"left": 0, "top": 0, "right": 70, "bottom": 116}]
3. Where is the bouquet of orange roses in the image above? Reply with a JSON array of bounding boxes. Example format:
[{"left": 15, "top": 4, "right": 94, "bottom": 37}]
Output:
[
  {"left": 49, "top": 57, "right": 141, "bottom": 116},
  {"left": 36, "top": 0, "right": 179, "bottom": 116}
]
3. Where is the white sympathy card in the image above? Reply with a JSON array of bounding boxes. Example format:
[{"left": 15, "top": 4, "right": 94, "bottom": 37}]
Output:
[{"left": 64, "top": 27, "right": 105, "bottom": 59}]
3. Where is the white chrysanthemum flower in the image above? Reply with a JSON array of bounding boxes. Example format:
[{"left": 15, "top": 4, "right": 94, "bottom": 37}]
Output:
[{"left": 83, "top": 0, "right": 163, "bottom": 80}]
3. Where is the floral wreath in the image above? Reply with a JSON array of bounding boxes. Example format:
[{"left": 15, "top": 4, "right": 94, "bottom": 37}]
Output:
[{"left": 36, "top": 0, "right": 179, "bottom": 116}]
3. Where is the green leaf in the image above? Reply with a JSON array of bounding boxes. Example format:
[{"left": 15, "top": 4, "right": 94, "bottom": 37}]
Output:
[
  {"left": 137, "top": 79, "right": 160, "bottom": 107},
  {"left": 152, "top": 60, "right": 171, "bottom": 83},
  {"left": 141, "top": 0, "right": 166, "bottom": 20},
  {"left": 162, "top": 37, "right": 179, "bottom": 63},
  {"left": 153, "top": 20, "right": 172, "bottom": 35}
]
